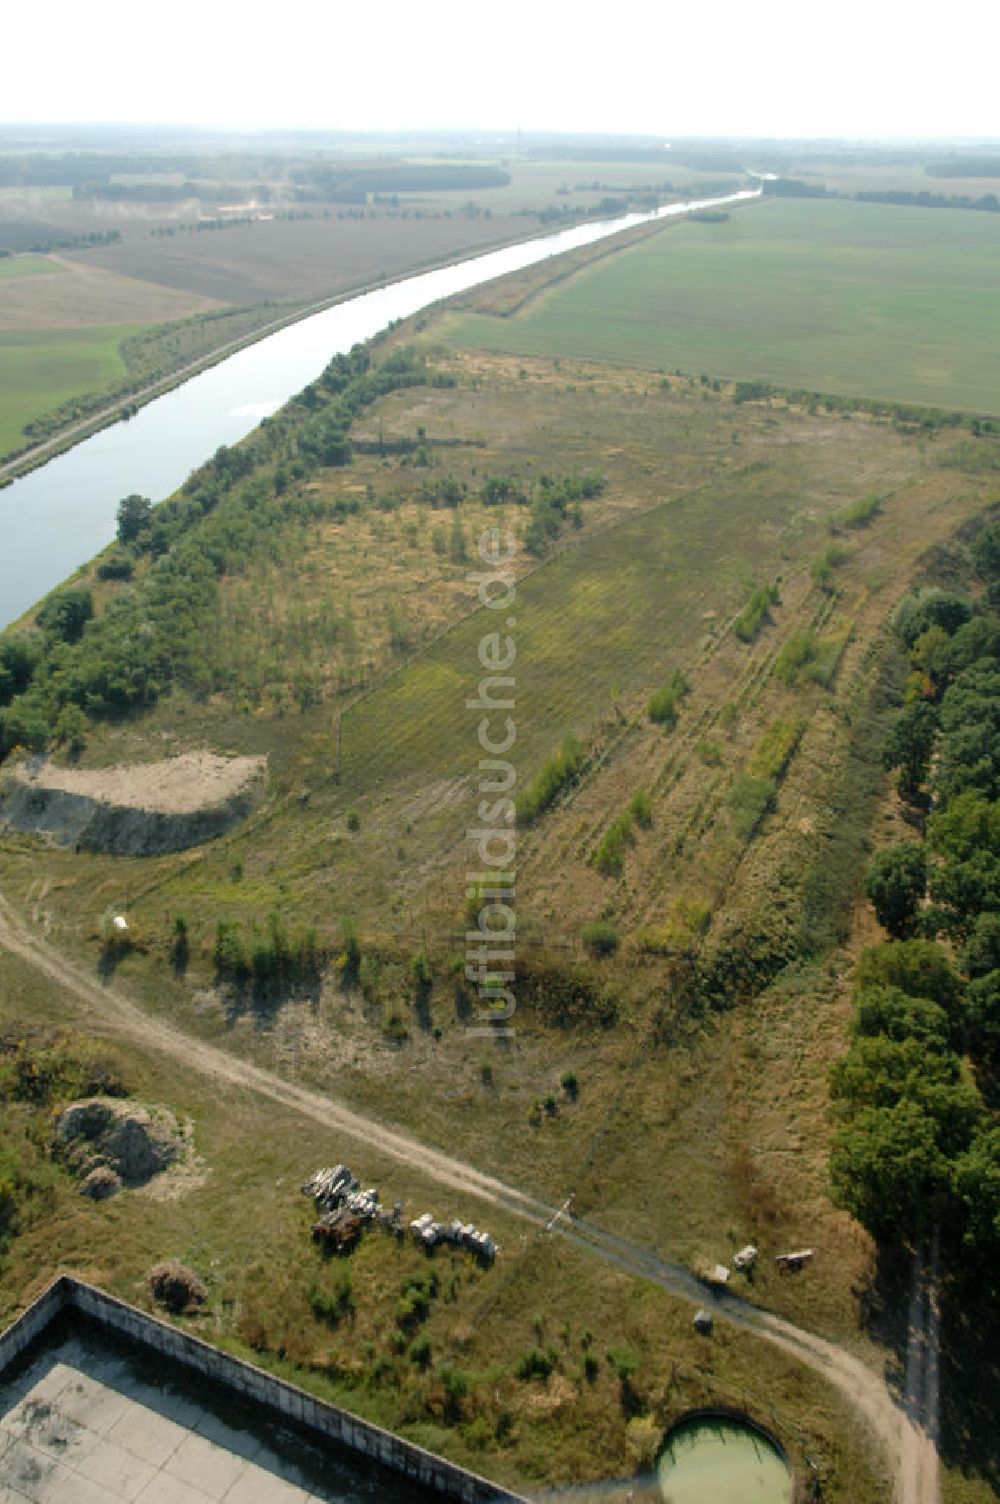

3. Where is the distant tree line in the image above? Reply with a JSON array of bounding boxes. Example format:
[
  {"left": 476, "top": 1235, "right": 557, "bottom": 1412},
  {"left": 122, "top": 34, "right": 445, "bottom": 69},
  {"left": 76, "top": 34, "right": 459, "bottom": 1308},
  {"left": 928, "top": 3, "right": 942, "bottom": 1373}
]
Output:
[
  {"left": 766, "top": 178, "right": 1000, "bottom": 213},
  {"left": 732, "top": 377, "right": 992, "bottom": 437},
  {"left": 293, "top": 163, "right": 511, "bottom": 203},
  {"left": 73, "top": 181, "right": 277, "bottom": 204},
  {"left": 926, "top": 157, "right": 1000, "bottom": 178}
]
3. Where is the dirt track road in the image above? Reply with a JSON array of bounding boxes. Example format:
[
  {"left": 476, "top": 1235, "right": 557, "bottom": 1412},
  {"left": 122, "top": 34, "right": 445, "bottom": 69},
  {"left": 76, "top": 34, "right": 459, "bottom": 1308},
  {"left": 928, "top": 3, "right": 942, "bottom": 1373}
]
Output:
[
  {"left": 0, "top": 891, "right": 931, "bottom": 1500},
  {"left": 899, "top": 1242, "right": 942, "bottom": 1504}
]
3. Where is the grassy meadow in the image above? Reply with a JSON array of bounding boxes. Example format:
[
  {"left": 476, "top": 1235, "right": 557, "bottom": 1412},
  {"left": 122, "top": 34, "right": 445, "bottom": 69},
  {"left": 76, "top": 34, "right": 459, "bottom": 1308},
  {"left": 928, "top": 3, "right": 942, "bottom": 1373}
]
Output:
[
  {"left": 0, "top": 254, "right": 56, "bottom": 282},
  {"left": 0, "top": 324, "right": 138, "bottom": 456},
  {"left": 435, "top": 199, "right": 1000, "bottom": 413}
]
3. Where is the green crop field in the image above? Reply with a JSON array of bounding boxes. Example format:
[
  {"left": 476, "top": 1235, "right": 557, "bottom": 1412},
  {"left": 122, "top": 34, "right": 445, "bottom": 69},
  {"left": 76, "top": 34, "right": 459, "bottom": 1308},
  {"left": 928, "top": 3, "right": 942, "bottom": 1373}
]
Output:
[
  {"left": 0, "top": 253, "right": 56, "bottom": 281},
  {"left": 0, "top": 324, "right": 136, "bottom": 455},
  {"left": 435, "top": 199, "right": 1000, "bottom": 413}
]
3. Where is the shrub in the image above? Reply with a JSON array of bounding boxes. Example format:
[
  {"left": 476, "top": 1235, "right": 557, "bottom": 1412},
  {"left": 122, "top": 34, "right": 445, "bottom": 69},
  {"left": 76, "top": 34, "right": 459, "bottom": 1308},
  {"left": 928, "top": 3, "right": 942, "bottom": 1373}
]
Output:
[
  {"left": 214, "top": 913, "right": 321, "bottom": 989},
  {"left": 582, "top": 920, "right": 619, "bottom": 956},
  {"left": 309, "top": 1269, "right": 354, "bottom": 1324},
  {"left": 647, "top": 686, "right": 679, "bottom": 727},
  {"left": 53, "top": 704, "right": 87, "bottom": 756},
  {"left": 396, "top": 1287, "right": 432, "bottom": 1330},
  {"left": 346, "top": 807, "right": 361, "bottom": 832},
  {"left": 811, "top": 543, "right": 849, "bottom": 590},
  {"left": 727, "top": 773, "right": 776, "bottom": 839},
  {"left": 775, "top": 629, "right": 819, "bottom": 685},
  {"left": 36, "top": 587, "right": 93, "bottom": 645},
  {"left": 561, "top": 1070, "right": 579, "bottom": 1099},
  {"left": 340, "top": 916, "right": 361, "bottom": 976},
  {"left": 437, "top": 1365, "right": 470, "bottom": 1417},
  {"left": 836, "top": 493, "right": 882, "bottom": 529},
  {"left": 410, "top": 951, "right": 433, "bottom": 988},
  {"left": 748, "top": 717, "right": 805, "bottom": 782},
  {"left": 148, "top": 1261, "right": 207, "bottom": 1313},
  {"left": 515, "top": 1347, "right": 555, "bottom": 1380},
  {"left": 96, "top": 547, "right": 135, "bottom": 581},
  {"left": 628, "top": 788, "right": 653, "bottom": 828},
  {"left": 606, "top": 1346, "right": 639, "bottom": 1382},
  {"left": 410, "top": 1334, "right": 432, "bottom": 1369},
  {"left": 384, "top": 1011, "right": 409, "bottom": 1043},
  {"left": 733, "top": 582, "right": 780, "bottom": 642},
  {"left": 626, "top": 1414, "right": 662, "bottom": 1471},
  {"left": 594, "top": 813, "right": 635, "bottom": 875},
  {"left": 648, "top": 669, "right": 690, "bottom": 727}
]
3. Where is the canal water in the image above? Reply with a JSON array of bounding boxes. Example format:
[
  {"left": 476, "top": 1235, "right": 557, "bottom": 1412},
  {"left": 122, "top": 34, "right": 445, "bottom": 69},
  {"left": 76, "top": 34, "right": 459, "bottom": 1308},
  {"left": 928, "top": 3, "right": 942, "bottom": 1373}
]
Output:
[{"left": 0, "top": 187, "right": 760, "bottom": 628}]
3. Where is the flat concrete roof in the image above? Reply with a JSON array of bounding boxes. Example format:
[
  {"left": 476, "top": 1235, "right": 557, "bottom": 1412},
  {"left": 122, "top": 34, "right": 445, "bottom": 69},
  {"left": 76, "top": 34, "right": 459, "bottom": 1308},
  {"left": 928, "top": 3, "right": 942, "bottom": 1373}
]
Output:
[{"left": 0, "top": 1325, "right": 420, "bottom": 1503}]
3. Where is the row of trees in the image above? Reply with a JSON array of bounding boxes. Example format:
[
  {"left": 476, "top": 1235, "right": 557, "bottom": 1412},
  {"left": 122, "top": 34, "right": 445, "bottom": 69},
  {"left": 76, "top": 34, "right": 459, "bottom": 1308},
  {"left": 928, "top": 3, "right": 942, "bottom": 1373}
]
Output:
[{"left": 831, "top": 520, "right": 1000, "bottom": 1278}]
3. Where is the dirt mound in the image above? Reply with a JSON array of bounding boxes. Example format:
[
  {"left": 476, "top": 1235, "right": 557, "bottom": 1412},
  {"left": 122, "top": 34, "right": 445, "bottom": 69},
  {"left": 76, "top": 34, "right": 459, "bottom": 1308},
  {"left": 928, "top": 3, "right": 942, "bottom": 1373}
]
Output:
[
  {"left": 148, "top": 1259, "right": 208, "bottom": 1313},
  {"left": 57, "top": 1097, "right": 183, "bottom": 1191},
  {"left": 0, "top": 750, "right": 266, "bottom": 855}
]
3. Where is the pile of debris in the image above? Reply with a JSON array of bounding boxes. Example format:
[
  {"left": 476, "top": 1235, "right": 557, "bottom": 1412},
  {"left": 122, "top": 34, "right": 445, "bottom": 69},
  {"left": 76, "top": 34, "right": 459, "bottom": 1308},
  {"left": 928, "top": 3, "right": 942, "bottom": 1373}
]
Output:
[
  {"left": 57, "top": 1097, "right": 183, "bottom": 1198},
  {"left": 695, "top": 1243, "right": 758, "bottom": 1294},
  {"left": 409, "top": 1212, "right": 496, "bottom": 1262},
  {"left": 301, "top": 1164, "right": 497, "bottom": 1264}
]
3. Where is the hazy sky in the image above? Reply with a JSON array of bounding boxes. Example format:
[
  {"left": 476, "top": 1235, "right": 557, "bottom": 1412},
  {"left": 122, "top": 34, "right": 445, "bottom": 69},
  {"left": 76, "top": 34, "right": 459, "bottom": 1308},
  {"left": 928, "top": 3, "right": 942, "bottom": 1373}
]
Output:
[{"left": 5, "top": 0, "right": 999, "bottom": 139}]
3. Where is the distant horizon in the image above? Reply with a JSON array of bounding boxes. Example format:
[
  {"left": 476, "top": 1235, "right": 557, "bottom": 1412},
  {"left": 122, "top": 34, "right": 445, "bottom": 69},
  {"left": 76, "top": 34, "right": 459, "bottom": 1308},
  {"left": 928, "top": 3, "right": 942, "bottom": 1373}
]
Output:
[
  {"left": 1, "top": 122, "right": 999, "bottom": 149},
  {"left": 6, "top": 0, "right": 999, "bottom": 142}
]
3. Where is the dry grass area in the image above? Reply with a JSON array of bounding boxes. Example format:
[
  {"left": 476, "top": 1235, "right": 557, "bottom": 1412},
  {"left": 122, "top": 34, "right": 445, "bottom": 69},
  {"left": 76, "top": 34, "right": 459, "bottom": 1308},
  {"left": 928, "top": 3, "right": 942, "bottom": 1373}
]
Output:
[
  {"left": 0, "top": 254, "right": 219, "bottom": 331},
  {"left": 65, "top": 212, "right": 538, "bottom": 305}
]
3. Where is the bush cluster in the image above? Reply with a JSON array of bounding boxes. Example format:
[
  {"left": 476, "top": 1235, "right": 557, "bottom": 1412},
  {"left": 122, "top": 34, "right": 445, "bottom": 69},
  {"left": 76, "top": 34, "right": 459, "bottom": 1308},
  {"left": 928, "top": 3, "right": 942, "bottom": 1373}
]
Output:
[
  {"left": 647, "top": 668, "right": 690, "bottom": 727},
  {"left": 515, "top": 735, "right": 584, "bottom": 826},
  {"left": 733, "top": 582, "right": 780, "bottom": 643}
]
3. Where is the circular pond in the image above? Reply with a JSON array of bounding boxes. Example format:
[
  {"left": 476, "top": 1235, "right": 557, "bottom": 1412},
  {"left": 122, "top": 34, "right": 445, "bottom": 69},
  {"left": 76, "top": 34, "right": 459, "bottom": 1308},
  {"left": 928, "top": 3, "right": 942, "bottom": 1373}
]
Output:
[{"left": 658, "top": 1413, "right": 793, "bottom": 1504}]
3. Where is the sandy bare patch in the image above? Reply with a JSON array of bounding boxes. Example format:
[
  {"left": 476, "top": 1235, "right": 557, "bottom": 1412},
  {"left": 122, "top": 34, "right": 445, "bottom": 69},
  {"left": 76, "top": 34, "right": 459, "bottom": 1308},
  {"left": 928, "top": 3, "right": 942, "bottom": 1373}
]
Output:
[{"left": 12, "top": 751, "right": 265, "bottom": 814}]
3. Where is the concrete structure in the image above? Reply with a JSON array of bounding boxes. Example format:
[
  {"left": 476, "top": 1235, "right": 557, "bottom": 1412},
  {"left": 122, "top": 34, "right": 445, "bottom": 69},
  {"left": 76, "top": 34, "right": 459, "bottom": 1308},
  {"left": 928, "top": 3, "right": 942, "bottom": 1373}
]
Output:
[{"left": 0, "top": 1278, "right": 527, "bottom": 1503}]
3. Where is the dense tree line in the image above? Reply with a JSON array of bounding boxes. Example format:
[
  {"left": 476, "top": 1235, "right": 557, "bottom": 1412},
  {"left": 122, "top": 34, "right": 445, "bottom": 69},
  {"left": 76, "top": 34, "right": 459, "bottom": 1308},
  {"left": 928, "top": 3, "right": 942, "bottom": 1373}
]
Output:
[{"left": 831, "top": 517, "right": 1000, "bottom": 1282}]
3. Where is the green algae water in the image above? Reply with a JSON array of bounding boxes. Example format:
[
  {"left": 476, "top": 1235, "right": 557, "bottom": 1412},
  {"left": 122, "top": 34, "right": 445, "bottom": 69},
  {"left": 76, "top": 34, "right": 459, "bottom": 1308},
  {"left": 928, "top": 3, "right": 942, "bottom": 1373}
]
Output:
[{"left": 658, "top": 1414, "right": 792, "bottom": 1504}]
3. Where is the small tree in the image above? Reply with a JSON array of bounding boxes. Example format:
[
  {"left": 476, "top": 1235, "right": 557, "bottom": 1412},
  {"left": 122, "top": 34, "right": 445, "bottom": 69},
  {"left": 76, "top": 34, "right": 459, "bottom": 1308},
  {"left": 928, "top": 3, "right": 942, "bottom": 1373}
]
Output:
[
  {"left": 883, "top": 700, "right": 938, "bottom": 800},
  {"left": 116, "top": 493, "right": 152, "bottom": 545},
  {"left": 865, "top": 844, "right": 927, "bottom": 938}
]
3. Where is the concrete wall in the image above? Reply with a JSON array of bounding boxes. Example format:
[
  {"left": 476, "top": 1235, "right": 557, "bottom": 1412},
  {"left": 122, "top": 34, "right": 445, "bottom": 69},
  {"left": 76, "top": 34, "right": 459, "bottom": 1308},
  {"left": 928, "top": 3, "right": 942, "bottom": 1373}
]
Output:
[
  {"left": 1, "top": 1277, "right": 527, "bottom": 1503},
  {"left": 0, "top": 1278, "right": 68, "bottom": 1372}
]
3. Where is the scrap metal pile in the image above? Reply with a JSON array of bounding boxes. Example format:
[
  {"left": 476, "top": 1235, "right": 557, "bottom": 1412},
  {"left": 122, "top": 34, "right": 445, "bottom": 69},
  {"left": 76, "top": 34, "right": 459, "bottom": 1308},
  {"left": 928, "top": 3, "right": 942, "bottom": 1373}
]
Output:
[{"left": 302, "top": 1164, "right": 497, "bottom": 1263}]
